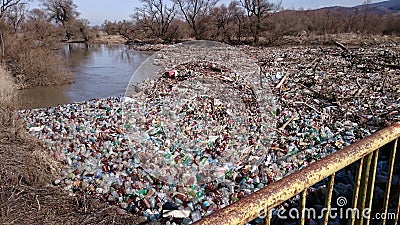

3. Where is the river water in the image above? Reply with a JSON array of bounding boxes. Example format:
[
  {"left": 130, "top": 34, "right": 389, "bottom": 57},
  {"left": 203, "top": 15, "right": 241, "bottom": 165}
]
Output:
[{"left": 17, "top": 44, "right": 152, "bottom": 109}]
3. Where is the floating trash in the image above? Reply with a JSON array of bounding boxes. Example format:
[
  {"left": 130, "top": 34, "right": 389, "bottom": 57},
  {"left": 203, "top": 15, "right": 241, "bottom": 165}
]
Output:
[
  {"left": 123, "top": 40, "right": 277, "bottom": 187},
  {"left": 18, "top": 43, "right": 400, "bottom": 224}
]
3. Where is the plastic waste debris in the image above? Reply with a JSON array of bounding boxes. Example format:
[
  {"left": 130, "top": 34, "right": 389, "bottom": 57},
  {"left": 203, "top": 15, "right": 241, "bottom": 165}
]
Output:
[
  {"left": 18, "top": 43, "right": 400, "bottom": 224},
  {"left": 123, "top": 40, "right": 276, "bottom": 188}
]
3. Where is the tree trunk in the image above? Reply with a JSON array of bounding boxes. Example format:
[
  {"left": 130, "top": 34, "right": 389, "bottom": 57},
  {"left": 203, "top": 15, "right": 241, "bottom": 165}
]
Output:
[
  {"left": 254, "top": 17, "right": 261, "bottom": 44},
  {"left": 192, "top": 22, "right": 201, "bottom": 40}
]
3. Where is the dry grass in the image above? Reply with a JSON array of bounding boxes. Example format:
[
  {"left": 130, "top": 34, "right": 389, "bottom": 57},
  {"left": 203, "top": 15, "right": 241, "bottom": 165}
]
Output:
[
  {"left": 0, "top": 66, "right": 17, "bottom": 132},
  {"left": 0, "top": 67, "right": 150, "bottom": 224},
  {"left": 1, "top": 26, "right": 73, "bottom": 89},
  {"left": 91, "top": 31, "right": 128, "bottom": 45},
  {"left": 7, "top": 40, "right": 74, "bottom": 89},
  {"left": 0, "top": 66, "right": 15, "bottom": 107}
]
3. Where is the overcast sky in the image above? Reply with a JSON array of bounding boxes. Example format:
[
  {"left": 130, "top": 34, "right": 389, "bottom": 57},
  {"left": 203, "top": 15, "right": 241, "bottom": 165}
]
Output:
[{"left": 30, "top": 0, "right": 385, "bottom": 26}]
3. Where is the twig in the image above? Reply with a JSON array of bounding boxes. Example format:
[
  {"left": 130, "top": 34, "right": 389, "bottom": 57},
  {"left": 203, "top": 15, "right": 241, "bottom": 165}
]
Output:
[
  {"left": 275, "top": 75, "right": 287, "bottom": 89},
  {"left": 35, "top": 195, "right": 40, "bottom": 212},
  {"left": 279, "top": 117, "right": 294, "bottom": 130},
  {"left": 360, "top": 106, "right": 400, "bottom": 125},
  {"left": 270, "top": 146, "right": 287, "bottom": 153},
  {"left": 273, "top": 128, "right": 286, "bottom": 136},
  {"left": 294, "top": 101, "right": 321, "bottom": 114},
  {"left": 312, "top": 58, "right": 321, "bottom": 72},
  {"left": 333, "top": 40, "right": 348, "bottom": 51},
  {"left": 84, "top": 194, "right": 87, "bottom": 213},
  {"left": 298, "top": 83, "right": 337, "bottom": 103},
  {"left": 355, "top": 88, "right": 364, "bottom": 97},
  {"left": 337, "top": 96, "right": 374, "bottom": 99},
  {"left": 356, "top": 77, "right": 362, "bottom": 89}
]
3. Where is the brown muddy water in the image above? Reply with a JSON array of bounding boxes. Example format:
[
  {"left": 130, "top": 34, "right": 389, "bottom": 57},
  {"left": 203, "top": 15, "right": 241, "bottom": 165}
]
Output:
[{"left": 17, "top": 44, "right": 153, "bottom": 109}]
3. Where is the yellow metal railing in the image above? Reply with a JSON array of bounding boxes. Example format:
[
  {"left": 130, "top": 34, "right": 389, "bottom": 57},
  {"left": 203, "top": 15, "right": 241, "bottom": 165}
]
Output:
[{"left": 194, "top": 122, "right": 400, "bottom": 225}]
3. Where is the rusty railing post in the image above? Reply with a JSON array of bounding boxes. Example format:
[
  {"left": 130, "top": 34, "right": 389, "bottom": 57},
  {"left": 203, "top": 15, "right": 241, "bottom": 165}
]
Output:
[{"left": 382, "top": 139, "right": 397, "bottom": 225}]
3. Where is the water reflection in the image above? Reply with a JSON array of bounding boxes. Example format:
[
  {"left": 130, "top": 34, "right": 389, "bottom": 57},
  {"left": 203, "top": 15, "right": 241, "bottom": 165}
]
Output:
[
  {"left": 18, "top": 44, "right": 151, "bottom": 109},
  {"left": 18, "top": 86, "right": 70, "bottom": 109}
]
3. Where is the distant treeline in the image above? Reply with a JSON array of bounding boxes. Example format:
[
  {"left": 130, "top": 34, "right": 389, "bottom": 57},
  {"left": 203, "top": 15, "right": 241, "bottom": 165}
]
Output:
[{"left": 102, "top": 0, "right": 400, "bottom": 45}]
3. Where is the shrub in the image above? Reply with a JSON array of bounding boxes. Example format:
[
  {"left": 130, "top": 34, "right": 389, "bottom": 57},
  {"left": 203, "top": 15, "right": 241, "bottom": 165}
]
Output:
[
  {"left": 0, "top": 66, "right": 15, "bottom": 107},
  {"left": 3, "top": 36, "right": 73, "bottom": 88}
]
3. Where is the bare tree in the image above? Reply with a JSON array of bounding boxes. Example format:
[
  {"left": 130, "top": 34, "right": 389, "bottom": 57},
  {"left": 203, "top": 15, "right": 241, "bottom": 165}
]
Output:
[
  {"left": 4, "top": 2, "right": 27, "bottom": 33},
  {"left": 117, "top": 20, "right": 135, "bottom": 40},
  {"left": 209, "top": 1, "right": 244, "bottom": 43},
  {"left": 230, "top": 1, "right": 246, "bottom": 43},
  {"left": 132, "top": 0, "right": 176, "bottom": 41},
  {"left": 102, "top": 20, "right": 119, "bottom": 35},
  {"left": 0, "top": 1, "right": 29, "bottom": 60},
  {"left": 23, "top": 8, "right": 62, "bottom": 43},
  {"left": 173, "top": 0, "right": 218, "bottom": 39},
  {"left": 0, "top": 0, "right": 26, "bottom": 19},
  {"left": 361, "top": 0, "right": 372, "bottom": 33},
  {"left": 239, "top": 0, "right": 281, "bottom": 44},
  {"left": 41, "top": 0, "right": 80, "bottom": 40}
]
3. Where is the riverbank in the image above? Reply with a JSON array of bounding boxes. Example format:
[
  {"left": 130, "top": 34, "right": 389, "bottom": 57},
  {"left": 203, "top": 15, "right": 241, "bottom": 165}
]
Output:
[
  {"left": 17, "top": 44, "right": 400, "bottom": 224},
  {"left": 0, "top": 67, "right": 153, "bottom": 224},
  {"left": 0, "top": 32, "right": 74, "bottom": 90},
  {"left": 91, "top": 31, "right": 129, "bottom": 45},
  {"left": 0, "top": 113, "right": 149, "bottom": 224}
]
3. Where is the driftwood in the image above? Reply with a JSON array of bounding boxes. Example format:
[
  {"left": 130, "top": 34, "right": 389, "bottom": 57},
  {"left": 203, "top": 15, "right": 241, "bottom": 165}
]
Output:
[
  {"left": 275, "top": 75, "right": 287, "bottom": 89},
  {"left": 333, "top": 40, "right": 348, "bottom": 51}
]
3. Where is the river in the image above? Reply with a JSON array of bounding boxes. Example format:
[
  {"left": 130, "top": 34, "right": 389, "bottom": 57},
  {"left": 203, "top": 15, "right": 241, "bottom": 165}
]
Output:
[{"left": 17, "top": 44, "right": 152, "bottom": 109}]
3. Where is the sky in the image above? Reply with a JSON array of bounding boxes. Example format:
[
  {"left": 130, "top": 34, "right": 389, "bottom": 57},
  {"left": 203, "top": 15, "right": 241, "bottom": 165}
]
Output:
[{"left": 30, "top": 0, "right": 385, "bottom": 26}]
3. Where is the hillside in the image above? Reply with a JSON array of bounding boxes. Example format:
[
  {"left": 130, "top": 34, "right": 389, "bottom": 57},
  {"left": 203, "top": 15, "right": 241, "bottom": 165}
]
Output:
[
  {"left": 361, "top": 0, "right": 400, "bottom": 13},
  {"left": 322, "top": 0, "right": 400, "bottom": 14}
]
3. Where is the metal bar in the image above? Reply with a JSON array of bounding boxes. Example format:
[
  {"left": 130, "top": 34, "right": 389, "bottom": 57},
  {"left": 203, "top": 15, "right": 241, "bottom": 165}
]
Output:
[
  {"left": 365, "top": 149, "right": 379, "bottom": 225},
  {"left": 396, "top": 193, "right": 400, "bottom": 225},
  {"left": 355, "top": 152, "right": 373, "bottom": 225},
  {"left": 350, "top": 158, "right": 364, "bottom": 225},
  {"left": 299, "top": 190, "right": 307, "bottom": 225},
  {"left": 323, "top": 174, "right": 335, "bottom": 225},
  {"left": 194, "top": 123, "right": 400, "bottom": 225},
  {"left": 395, "top": 144, "right": 400, "bottom": 225},
  {"left": 382, "top": 139, "right": 397, "bottom": 225},
  {"left": 265, "top": 206, "right": 271, "bottom": 225}
]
